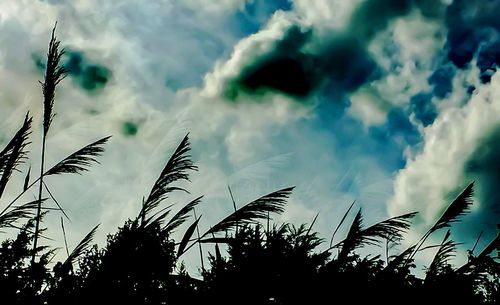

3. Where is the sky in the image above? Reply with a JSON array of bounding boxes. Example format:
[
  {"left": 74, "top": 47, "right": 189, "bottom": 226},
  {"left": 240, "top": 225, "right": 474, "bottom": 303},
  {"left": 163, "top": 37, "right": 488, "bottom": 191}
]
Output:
[{"left": 0, "top": 0, "right": 499, "bottom": 271}]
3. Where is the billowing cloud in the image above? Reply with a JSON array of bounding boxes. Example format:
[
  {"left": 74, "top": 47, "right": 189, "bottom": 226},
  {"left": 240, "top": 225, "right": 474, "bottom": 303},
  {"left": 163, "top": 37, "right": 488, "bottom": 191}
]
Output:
[
  {"left": 387, "top": 0, "right": 500, "bottom": 247},
  {"left": 390, "top": 70, "right": 500, "bottom": 242},
  {"left": 465, "top": 127, "right": 500, "bottom": 224},
  {"left": 205, "top": 0, "right": 454, "bottom": 148},
  {"left": 209, "top": 0, "right": 418, "bottom": 101}
]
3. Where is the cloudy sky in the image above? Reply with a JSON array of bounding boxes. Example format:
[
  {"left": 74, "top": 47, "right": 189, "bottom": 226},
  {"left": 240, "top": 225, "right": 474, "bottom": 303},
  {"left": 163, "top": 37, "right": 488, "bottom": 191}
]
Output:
[{"left": 0, "top": 0, "right": 499, "bottom": 270}]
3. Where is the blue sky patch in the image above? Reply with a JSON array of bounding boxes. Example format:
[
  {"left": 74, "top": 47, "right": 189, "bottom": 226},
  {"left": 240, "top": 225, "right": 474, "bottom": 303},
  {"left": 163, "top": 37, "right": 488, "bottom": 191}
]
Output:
[
  {"left": 428, "top": 64, "right": 455, "bottom": 98},
  {"left": 233, "top": 0, "right": 293, "bottom": 36},
  {"left": 409, "top": 92, "right": 438, "bottom": 126}
]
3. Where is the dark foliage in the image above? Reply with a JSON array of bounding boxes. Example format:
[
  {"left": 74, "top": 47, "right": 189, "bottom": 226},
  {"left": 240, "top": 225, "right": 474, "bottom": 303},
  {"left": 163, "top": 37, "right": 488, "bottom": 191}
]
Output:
[
  {"left": 71, "top": 221, "right": 177, "bottom": 305},
  {"left": 0, "top": 219, "right": 52, "bottom": 305},
  {"left": 200, "top": 224, "right": 329, "bottom": 305},
  {"left": 0, "top": 114, "right": 32, "bottom": 200}
]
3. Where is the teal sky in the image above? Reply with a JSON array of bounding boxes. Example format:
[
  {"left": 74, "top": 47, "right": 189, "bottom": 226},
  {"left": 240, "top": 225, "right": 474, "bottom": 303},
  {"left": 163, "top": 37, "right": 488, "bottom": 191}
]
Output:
[{"left": 0, "top": 0, "right": 499, "bottom": 270}]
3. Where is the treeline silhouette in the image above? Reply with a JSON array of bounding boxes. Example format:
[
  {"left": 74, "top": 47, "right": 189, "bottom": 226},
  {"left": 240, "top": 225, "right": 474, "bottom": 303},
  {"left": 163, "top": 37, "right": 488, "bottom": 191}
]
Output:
[{"left": 1, "top": 27, "right": 499, "bottom": 305}]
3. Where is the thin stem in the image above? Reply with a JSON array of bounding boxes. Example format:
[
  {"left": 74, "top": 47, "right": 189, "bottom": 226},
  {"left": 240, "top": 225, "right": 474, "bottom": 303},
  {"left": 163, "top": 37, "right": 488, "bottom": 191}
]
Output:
[
  {"left": 266, "top": 212, "right": 270, "bottom": 235},
  {"left": 193, "top": 208, "right": 204, "bottom": 270},
  {"left": 228, "top": 185, "right": 238, "bottom": 236},
  {"left": 43, "top": 181, "right": 70, "bottom": 220},
  {"left": 471, "top": 231, "right": 483, "bottom": 254},
  {"left": 329, "top": 200, "right": 356, "bottom": 248},
  {"left": 61, "top": 217, "right": 70, "bottom": 257},
  {"left": 385, "top": 239, "right": 389, "bottom": 266},
  {"left": 180, "top": 232, "right": 209, "bottom": 258},
  {"left": 32, "top": 135, "right": 46, "bottom": 265},
  {"left": 408, "top": 229, "right": 432, "bottom": 261}
]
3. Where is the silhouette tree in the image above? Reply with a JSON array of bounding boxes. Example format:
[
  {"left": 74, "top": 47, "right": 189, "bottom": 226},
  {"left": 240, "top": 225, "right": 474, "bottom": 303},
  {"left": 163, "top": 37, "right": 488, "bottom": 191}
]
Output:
[
  {"left": 0, "top": 218, "right": 52, "bottom": 305},
  {"left": 200, "top": 223, "right": 329, "bottom": 305}
]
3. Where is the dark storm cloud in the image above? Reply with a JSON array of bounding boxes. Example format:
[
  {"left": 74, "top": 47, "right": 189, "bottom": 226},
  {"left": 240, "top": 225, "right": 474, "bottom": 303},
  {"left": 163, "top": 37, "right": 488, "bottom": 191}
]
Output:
[
  {"left": 464, "top": 127, "right": 500, "bottom": 228},
  {"left": 225, "top": 0, "right": 479, "bottom": 102},
  {"left": 226, "top": 26, "right": 316, "bottom": 99},
  {"left": 224, "top": 0, "right": 424, "bottom": 101},
  {"left": 32, "top": 49, "right": 111, "bottom": 92},
  {"left": 63, "top": 50, "right": 111, "bottom": 92},
  {"left": 227, "top": 27, "right": 379, "bottom": 100},
  {"left": 444, "top": 0, "right": 500, "bottom": 83}
]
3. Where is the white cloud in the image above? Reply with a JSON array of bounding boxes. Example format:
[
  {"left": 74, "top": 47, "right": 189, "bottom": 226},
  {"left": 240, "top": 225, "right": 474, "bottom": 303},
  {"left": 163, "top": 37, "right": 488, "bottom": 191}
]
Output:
[
  {"left": 389, "top": 69, "right": 500, "bottom": 239},
  {"left": 349, "top": 11, "right": 445, "bottom": 126},
  {"left": 182, "top": 0, "right": 247, "bottom": 14},
  {"left": 348, "top": 87, "right": 391, "bottom": 126},
  {"left": 202, "top": 10, "right": 298, "bottom": 97},
  {"left": 292, "top": 0, "right": 362, "bottom": 30}
]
